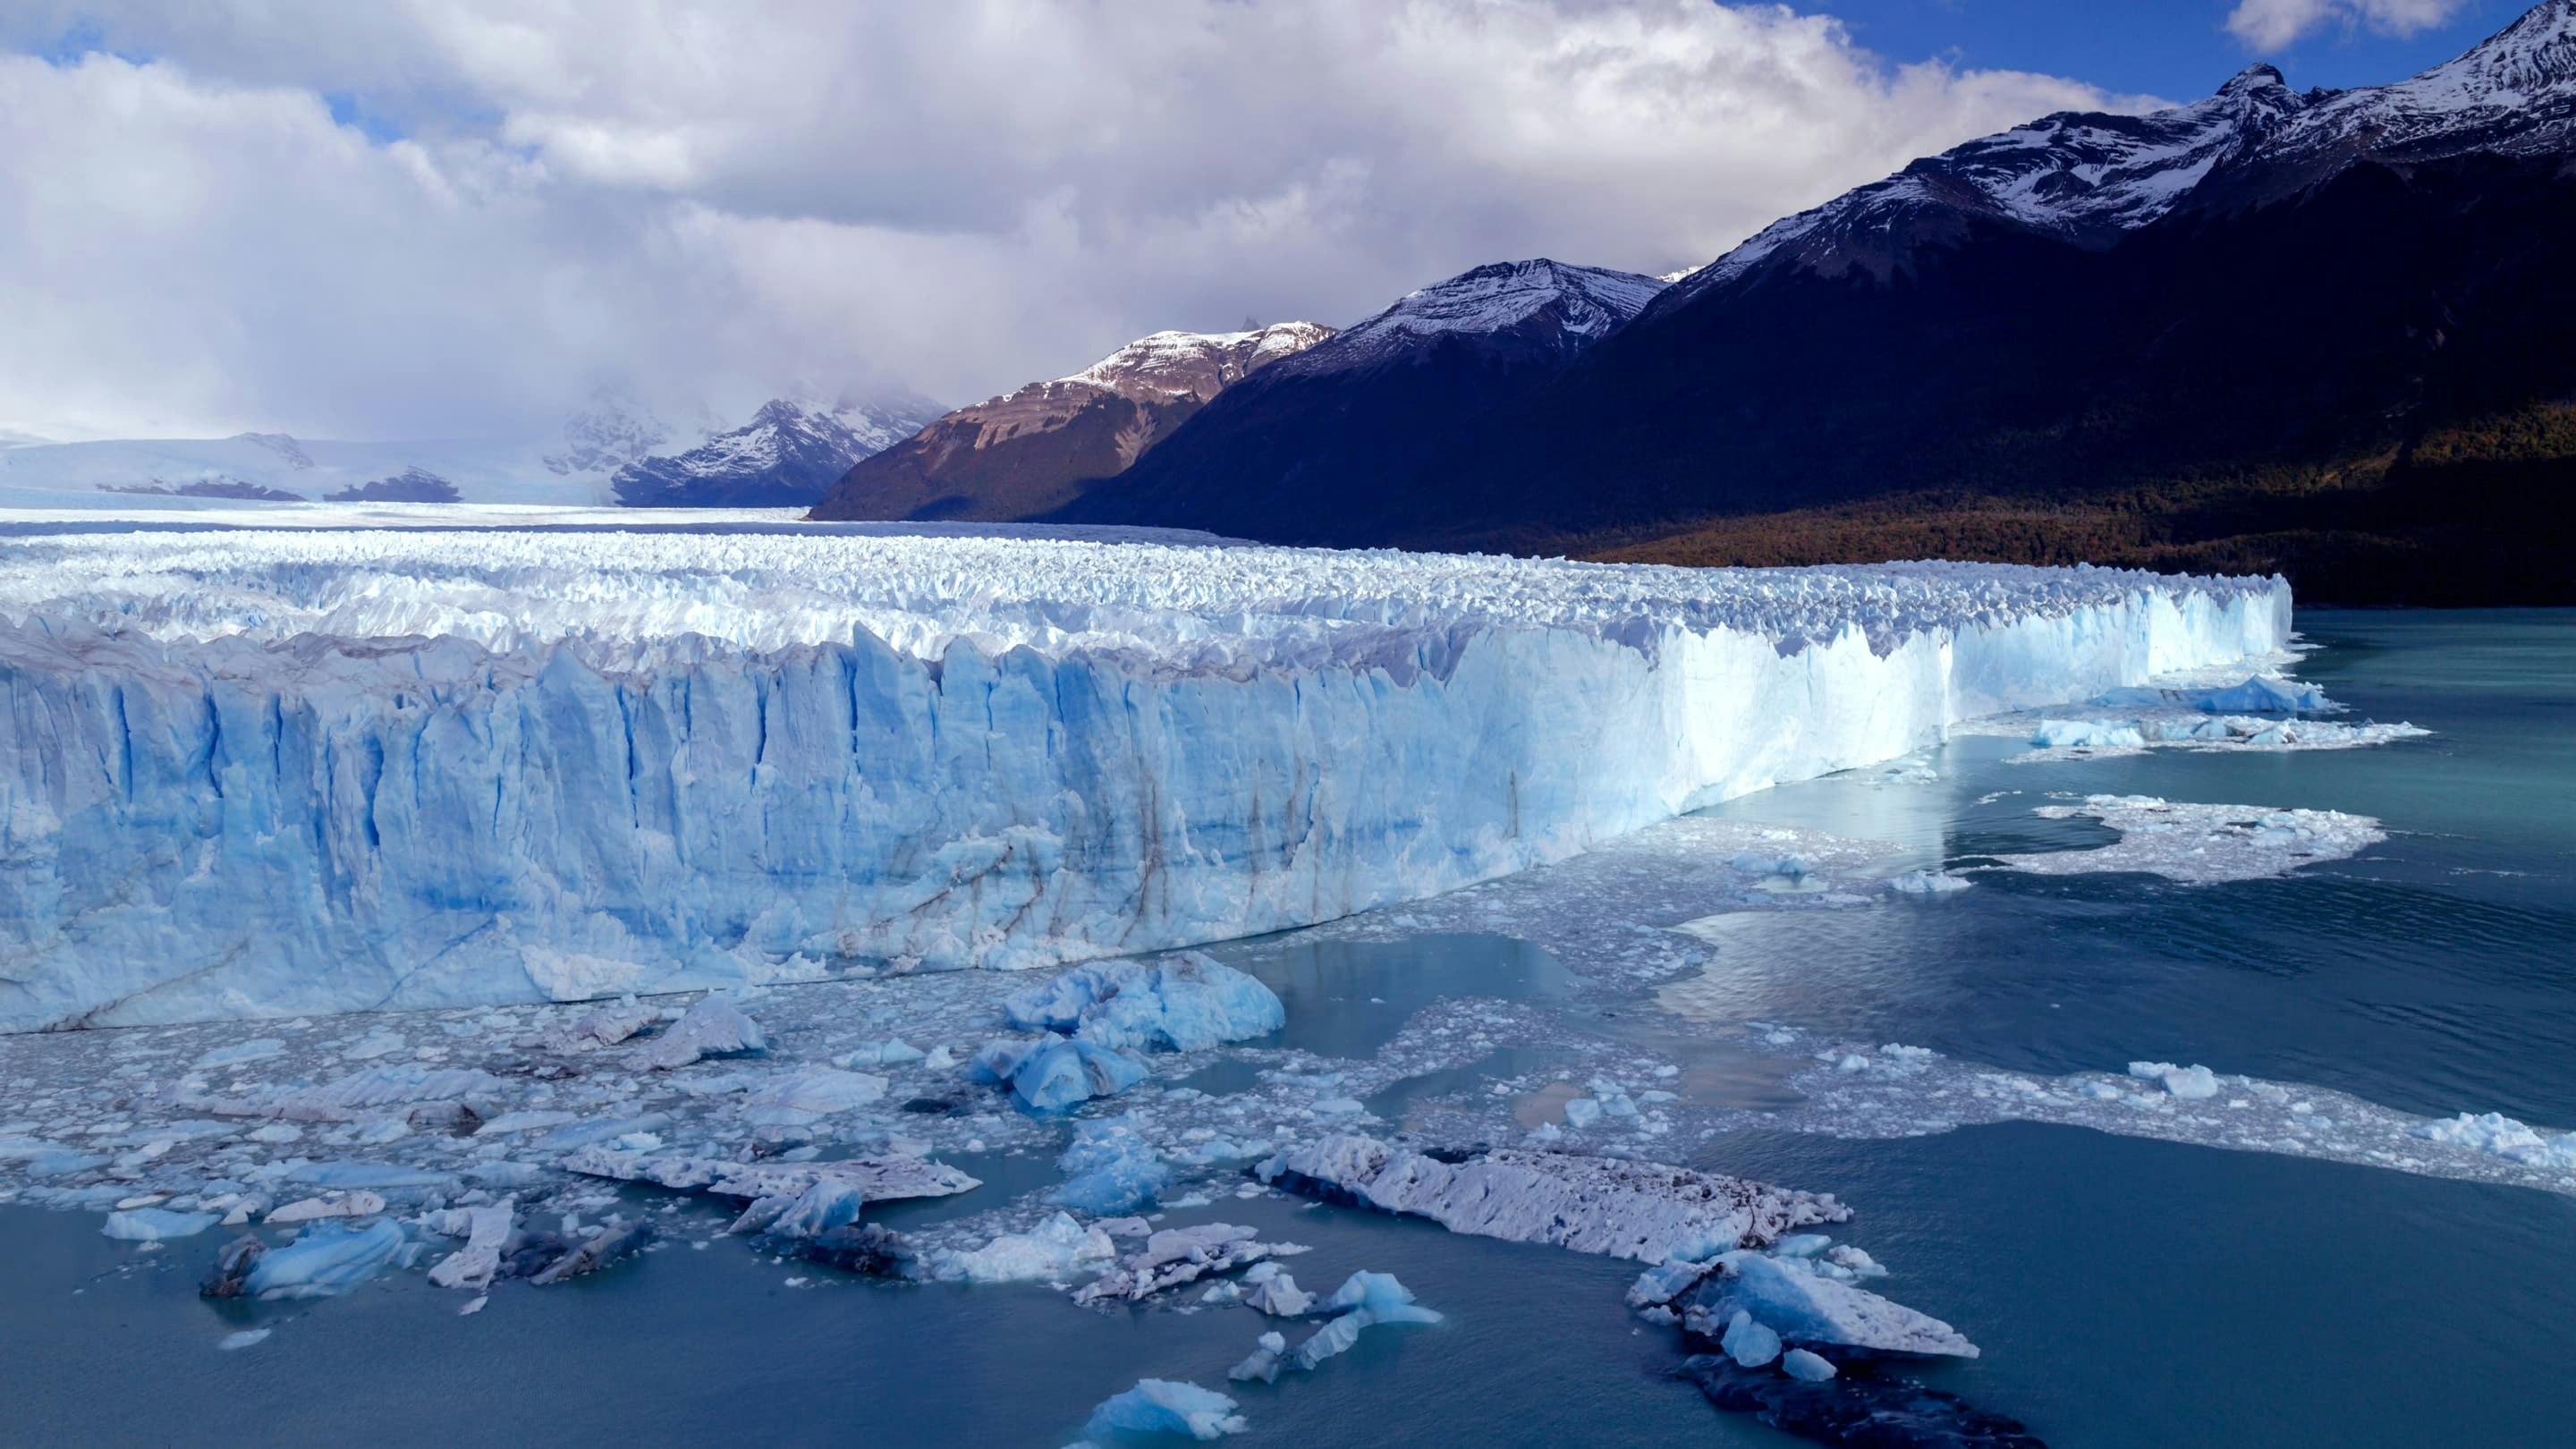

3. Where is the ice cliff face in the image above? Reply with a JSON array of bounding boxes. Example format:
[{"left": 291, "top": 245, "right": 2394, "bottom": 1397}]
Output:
[{"left": 0, "top": 524, "right": 2290, "bottom": 1030}]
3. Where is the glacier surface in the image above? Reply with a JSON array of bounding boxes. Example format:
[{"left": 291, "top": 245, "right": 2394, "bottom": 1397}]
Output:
[{"left": 0, "top": 523, "right": 2289, "bottom": 1029}]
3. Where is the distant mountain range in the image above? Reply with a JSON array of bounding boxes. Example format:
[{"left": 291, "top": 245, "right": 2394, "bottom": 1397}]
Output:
[
  {"left": 0, "top": 388, "right": 939, "bottom": 510},
  {"left": 814, "top": 1, "right": 2576, "bottom": 603},
  {"left": 811, "top": 324, "right": 1332, "bottom": 522}
]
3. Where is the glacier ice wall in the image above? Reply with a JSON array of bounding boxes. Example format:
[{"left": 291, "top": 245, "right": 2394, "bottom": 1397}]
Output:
[{"left": 0, "top": 523, "right": 2291, "bottom": 1030}]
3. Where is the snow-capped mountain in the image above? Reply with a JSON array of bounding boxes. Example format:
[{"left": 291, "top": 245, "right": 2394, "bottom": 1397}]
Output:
[
  {"left": 1051, "top": 3, "right": 2576, "bottom": 602},
  {"left": 1664, "top": 0, "right": 2576, "bottom": 305},
  {"left": 1053, "top": 259, "right": 1665, "bottom": 538},
  {"left": 613, "top": 395, "right": 943, "bottom": 509},
  {"left": 1275, "top": 259, "right": 1666, "bottom": 377},
  {"left": 809, "top": 323, "right": 1332, "bottom": 522},
  {"left": 543, "top": 385, "right": 674, "bottom": 477}
]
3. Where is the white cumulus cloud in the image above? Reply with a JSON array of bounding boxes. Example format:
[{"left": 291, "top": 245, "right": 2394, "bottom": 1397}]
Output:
[
  {"left": 0, "top": 1, "right": 2147, "bottom": 440},
  {"left": 2224, "top": 0, "right": 2471, "bottom": 53}
]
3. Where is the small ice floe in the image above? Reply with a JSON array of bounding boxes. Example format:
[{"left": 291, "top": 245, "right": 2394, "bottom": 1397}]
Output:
[
  {"left": 194, "top": 1039, "right": 285, "bottom": 1071},
  {"left": 266, "top": 1191, "right": 387, "bottom": 1224},
  {"left": 1072, "top": 1223, "right": 1307, "bottom": 1306},
  {"left": 2128, "top": 1062, "right": 2222, "bottom": 1100},
  {"left": 1003, "top": 953, "right": 1284, "bottom": 1053},
  {"left": 1720, "top": 1309, "right": 1782, "bottom": 1368},
  {"left": 1884, "top": 869, "right": 1971, "bottom": 895},
  {"left": 740, "top": 1070, "right": 888, "bottom": 1127},
  {"left": 834, "top": 1039, "right": 927, "bottom": 1068},
  {"left": 1241, "top": 1265, "right": 1314, "bottom": 1317},
  {"left": 102, "top": 1207, "right": 218, "bottom": 1241},
  {"left": 630, "top": 996, "right": 767, "bottom": 1071},
  {"left": 1987, "top": 795, "right": 2385, "bottom": 885},
  {"left": 2410, "top": 1112, "right": 2576, "bottom": 1172},
  {"left": 930, "top": 1212, "right": 1115, "bottom": 1284},
  {"left": 537, "top": 1000, "right": 659, "bottom": 1054},
  {"left": 1233, "top": 1271, "right": 1439, "bottom": 1381},
  {"left": 1083, "top": 1378, "right": 1247, "bottom": 1442},
  {"left": 1780, "top": 1348, "right": 1835, "bottom": 1382},
  {"left": 216, "top": 1329, "right": 271, "bottom": 1351},
  {"left": 426, "top": 1199, "right": 516, "bottom": 1291},
  {"left": 1046, "top": 1115, "right": 1169, "bottom": 1215},
  {"left": 1258, "top": 1135, "right": 1845, "bottom": 1264}
]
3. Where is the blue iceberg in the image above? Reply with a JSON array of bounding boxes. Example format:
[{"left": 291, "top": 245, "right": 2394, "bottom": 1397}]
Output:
[
  {"left": 1083, "top": 1378, "right": 1246, "bottom": 1442},
  {"left": 242, "top": 1219, "right": 411, "bottom": 1300},
  {"left": 1003, "top": 953, "right": 1284, "bottom": 1054},
  {"left": 1046, "top": 1115, "right": 1169, "bottom": 1215}
]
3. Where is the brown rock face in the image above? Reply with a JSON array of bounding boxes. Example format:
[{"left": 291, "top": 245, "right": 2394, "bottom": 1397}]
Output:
[{"left": 809, "top": 322, "right": 1331, "bottom": 522}]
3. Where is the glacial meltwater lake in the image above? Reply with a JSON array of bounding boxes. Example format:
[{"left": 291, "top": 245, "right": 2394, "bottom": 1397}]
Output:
[{"left": 5, "top": 609, "right": 2572, "bottom": 1447}]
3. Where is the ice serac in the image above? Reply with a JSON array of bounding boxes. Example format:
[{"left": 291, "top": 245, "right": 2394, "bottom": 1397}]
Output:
[{"left": 0, "top": 525, "right": 2290, "bottom": 1029}]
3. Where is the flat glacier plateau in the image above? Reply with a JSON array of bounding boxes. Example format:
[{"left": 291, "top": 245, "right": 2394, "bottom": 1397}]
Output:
[{"left": 0, "top": 518, "right": 2290, "bottom": 1030}]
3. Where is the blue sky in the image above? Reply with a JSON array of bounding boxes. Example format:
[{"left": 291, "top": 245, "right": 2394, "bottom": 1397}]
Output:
[{"left": 1831, "top": 0, "right": 2510, "bottom": 98}]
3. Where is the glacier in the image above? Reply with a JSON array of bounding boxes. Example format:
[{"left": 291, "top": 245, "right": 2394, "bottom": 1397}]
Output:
[{"left": 0, "top": 520, "right": 2290, "bottom": 1030}]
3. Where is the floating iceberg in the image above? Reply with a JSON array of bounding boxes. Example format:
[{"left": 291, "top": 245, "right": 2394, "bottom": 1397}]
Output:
[
  {"left": 1083, "top": 1378, "right": 1247, "bottom": 1442},
  {"left": 1995, "top": 795, "right": 2385, "bottom": 885},
  {"left": 241, "top": 1219, "right": 411, "bottom": 1300},
  {"left": 101, "top": 1207, "right": 217, "bottom": 1241},
  {"left": 1071, "top": 1223, "right": 1304, "bottom": 1306},
  {"left": 0, "top": 522, "right": 2289, "bottom": 1030},
  {"left": 932, "top": 1212, "right": 1115, "bottom": 1284},
  {"left": 973, "top": 1038, "right": 1149, "bottom": 1113},
  {"left": 2096, "top": 675, "right": 2329, "bottom": 713},
  {"left": 1258, "top": 1134, "right": 1846, "bottom": 1264},
  {"left": 1046, "top": 1115, "right": 1170, "bottom": 1215},
  {"left": 1003, "top": 954, "right": 1284, "bottom": 1052},
  {"left": 1684, "top": 1251, "right": 1979, "bottom": 1358}
]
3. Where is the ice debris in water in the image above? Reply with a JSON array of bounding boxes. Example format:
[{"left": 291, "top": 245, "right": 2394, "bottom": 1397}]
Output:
[
  {"left": 970, "top": 1037, "right": 1149, "bottom": 1112},
  {"left": 1885, "top": 870, "right": 1971, "bottom": 895},
  {"left": 1083, "top": 1378, "right": 1247, "bottom": 1442},
  {"left": 217, "top": 1329, "right": 271, "bottom": 1351},
  {"left": 1046, "top": 1115, "right": 1170, "bottom": 1215},
  {"left": 2129, "top": 1062, "right": 2221, "bottom": 1100},
  {"left": 1072, "top": 1223, "right": 1306, "bottom": 1306},
  {"left": 1258, "top": 1134, "right": 1845, "bottom": 1264},
  {"left": 1003, "top": 953, "right": 1284, "bottom": 1053},
  {"left": 835, "top": 1039, "right": 928, "bottom": 1068},
  {"left": 2410, "top": 1112, "right": 2576, "bottom": 1171},
  {"left": 565, "top": 1147, "right": 979, "bottom": 1206},
  {"left": 1992, "top": 795, "right": 2385, "bottom": 885}
]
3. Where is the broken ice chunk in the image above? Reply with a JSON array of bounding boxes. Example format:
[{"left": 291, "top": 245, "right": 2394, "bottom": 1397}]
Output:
[
  {"left": 1781, "top": 1348, "right": 1836, "bottom": 1382},
  {"left": 1243, "top": 1272, "right": 1315, "bottom": 1318},
  {"left": 1004, "top": 953, "right": 1285, "bottom": 1055},
  {"left": 932, "top": 1212, "right": 1115, "bottom": 1284},
  {"left": 631, "top": 997, "right": 767, "bottom": 1071},
  {"left": 1721, "top": 1309, "right": 1782, "bottom": 1368},
  {"left": 266, "top": 1191, "right": 387, "bottom": 1224},
  {"left": 1083, "top": 1378, "right": 1246, "bottom": 1442},
  {"left": 1046, "top": 1115, "right": 1170, "bottom": 1216},
  {"left": 1228, "top": 1331, "right": 1290, "bottom": 1384},
  {"left": 835, "top": 1039, "right": 928, "bottom": 1068},
  {"left": 2127, "top": 1062, "right": 2222, "bottom": 1100},
  {"left": 1686, "top": 1252, "right": 1978, "bottom": 1358},
  {"left": 1004, "top": 1039, "right": 1149, "bottom": 1113},
  {"left": 1072, "top": 1223, "right": 1305, "bottom": 1305},
  {"left": 428, "top": 1199, "right": 515, "bottom": 1291}
]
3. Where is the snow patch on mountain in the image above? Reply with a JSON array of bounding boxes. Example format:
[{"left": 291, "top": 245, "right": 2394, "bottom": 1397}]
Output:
[
  {"left": 611, "top": 396, "right": 940, "bottom": 508},
  {"left": 1054, "top": 324, "right": 1336, "bottom": 401},
  {"left": 1281, "top": 259, "right": 1666, "bottom": 375}
]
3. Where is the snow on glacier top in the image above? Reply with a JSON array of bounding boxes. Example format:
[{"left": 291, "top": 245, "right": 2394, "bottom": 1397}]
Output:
[{"left": 0, "top": 513, "right": 2283, "bottom": 682}]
